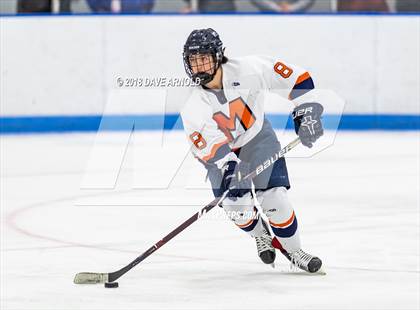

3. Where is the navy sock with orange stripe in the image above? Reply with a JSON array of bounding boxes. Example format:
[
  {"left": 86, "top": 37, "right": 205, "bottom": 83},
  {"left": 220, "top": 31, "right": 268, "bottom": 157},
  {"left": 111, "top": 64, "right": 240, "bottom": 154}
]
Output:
[{"left": 257, "top": 187, "right": 302, "bottom": 253}]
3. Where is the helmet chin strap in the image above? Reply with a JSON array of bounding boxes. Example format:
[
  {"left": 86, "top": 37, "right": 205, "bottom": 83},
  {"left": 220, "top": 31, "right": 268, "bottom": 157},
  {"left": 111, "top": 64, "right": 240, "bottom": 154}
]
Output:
[
  {"left": 193, "top": 72, "right": 215, "bottom": 86},
  {"left": 193, "top": 62, "right": 220, "bottom": 86}
]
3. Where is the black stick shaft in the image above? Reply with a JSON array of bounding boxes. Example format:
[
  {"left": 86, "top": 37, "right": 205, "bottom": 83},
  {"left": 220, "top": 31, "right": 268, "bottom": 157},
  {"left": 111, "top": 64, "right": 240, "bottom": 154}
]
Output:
[
  {"left": 108, "top": 137, "right": 300, "bottom": 282},
  {"left": 108, "top": 196, "right": 223, "bottom": 282}
]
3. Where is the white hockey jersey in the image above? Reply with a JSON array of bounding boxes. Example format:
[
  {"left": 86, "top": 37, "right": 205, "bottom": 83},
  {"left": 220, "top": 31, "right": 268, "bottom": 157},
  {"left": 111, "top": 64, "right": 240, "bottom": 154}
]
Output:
[{"left": 180, "top": 55, "right": 315, "bottom": 166}]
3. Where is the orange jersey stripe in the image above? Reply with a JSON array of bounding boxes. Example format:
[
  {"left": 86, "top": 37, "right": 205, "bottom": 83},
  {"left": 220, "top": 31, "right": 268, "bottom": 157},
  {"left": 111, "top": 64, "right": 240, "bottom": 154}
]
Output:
[
  {"left": 288, "top": 72, "right": 312, "bottom": 100},
  {"left": 269, "top": 211, "right": 295, "bottom": 228},
  {"left": 295, "top": 72, "right": 311, "bottom": 86},
  {"left": 202, "top": 140, "right": 229, "bottom": 162}
]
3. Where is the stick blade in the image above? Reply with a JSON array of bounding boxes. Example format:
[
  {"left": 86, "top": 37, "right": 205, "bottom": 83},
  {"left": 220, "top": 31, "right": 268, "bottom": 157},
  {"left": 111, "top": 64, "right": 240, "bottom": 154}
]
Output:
[{"left": 74, "top": 272, "right": 109, "bottom": 284}]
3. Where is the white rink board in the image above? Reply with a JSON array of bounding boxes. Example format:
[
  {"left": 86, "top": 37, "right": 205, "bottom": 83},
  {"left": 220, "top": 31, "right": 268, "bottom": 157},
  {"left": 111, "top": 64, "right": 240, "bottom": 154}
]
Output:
[
  {"left": 1, "top": 131, "right": 419, "bottom": 310},
  {"left": 1, "top": 15, "right": 419, "bottom": 116}
]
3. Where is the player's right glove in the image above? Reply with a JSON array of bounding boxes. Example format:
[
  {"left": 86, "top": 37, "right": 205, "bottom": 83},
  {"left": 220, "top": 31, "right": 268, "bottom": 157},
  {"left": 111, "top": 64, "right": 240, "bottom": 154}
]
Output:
[
  {"left": 292, "top": 102, "right": 324, "bottom": 148},
  {"left": 220, "top": 161, "right": 251, "bottom": 199}
]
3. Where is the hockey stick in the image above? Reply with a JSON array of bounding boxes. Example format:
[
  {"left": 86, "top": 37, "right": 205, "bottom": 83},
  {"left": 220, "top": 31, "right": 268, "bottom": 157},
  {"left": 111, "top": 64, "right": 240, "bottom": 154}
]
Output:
[{"left": 74, "top": 137, "right": 301, "bottom": 284}]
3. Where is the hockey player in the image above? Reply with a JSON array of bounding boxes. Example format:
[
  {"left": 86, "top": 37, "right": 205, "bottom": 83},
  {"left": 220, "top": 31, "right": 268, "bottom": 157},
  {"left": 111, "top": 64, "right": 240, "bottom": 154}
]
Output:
[{"left": 180, "top": 28, "right": 324, "bottom": 273}]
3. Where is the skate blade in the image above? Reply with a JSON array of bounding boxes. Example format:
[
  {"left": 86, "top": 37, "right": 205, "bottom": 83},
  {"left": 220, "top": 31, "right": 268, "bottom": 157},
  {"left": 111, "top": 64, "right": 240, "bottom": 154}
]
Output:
[
  {"left": 277, "top": 267, "right": 327, "bottom": 276},
  {"left": 315, "top": 268, "right": 327, "bottom": 275}
]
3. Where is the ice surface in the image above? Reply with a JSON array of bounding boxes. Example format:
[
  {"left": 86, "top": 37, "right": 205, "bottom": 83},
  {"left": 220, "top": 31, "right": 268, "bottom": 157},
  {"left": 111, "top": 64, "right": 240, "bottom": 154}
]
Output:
[{"left": 1, "top": 131, "right": 419, "bottom": 310}]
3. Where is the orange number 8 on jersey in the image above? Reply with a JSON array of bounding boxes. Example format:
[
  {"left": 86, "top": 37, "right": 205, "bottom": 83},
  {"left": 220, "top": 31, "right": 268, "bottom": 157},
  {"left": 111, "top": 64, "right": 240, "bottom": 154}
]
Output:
[
  {"left": 190, "top": 131, "right": 207, "bottom": 150},
  {"left": 274, "top": 62, "right": 293, "bottom": 79}
]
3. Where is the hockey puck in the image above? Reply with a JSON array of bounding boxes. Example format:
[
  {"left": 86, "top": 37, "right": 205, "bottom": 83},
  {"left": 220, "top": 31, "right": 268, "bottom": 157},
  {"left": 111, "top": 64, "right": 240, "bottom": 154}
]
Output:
[{"left": 104, "top": 282, "right": 119, "bottom": 288}]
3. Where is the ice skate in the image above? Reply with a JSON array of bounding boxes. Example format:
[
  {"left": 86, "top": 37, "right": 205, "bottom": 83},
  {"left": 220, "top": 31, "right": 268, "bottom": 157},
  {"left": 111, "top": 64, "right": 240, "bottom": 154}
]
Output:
[
  {"left": 255, "top": 220, "right": 276, "bottom": 266},
  {"left": 287, "top": 249, "right": 322, "bottom": 273}
]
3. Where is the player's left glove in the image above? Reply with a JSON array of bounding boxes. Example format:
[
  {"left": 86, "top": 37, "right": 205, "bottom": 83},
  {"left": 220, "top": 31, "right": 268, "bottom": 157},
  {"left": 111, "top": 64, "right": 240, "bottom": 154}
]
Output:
[
  {"left": 292, "top": 102, "right": 324, "bottom": 148},
  {"left": 220, "top": 161, "right": 251, "bottom": 199}
]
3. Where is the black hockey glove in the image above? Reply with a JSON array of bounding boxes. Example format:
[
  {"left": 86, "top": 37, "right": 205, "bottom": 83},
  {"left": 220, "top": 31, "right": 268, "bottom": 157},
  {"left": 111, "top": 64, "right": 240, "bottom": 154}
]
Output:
[
  {"left": 220, "top": 161, "right": 252, "bottom": 199},
  {"left": 292, "top": 102, "right": 324, "bottom": 148}
]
